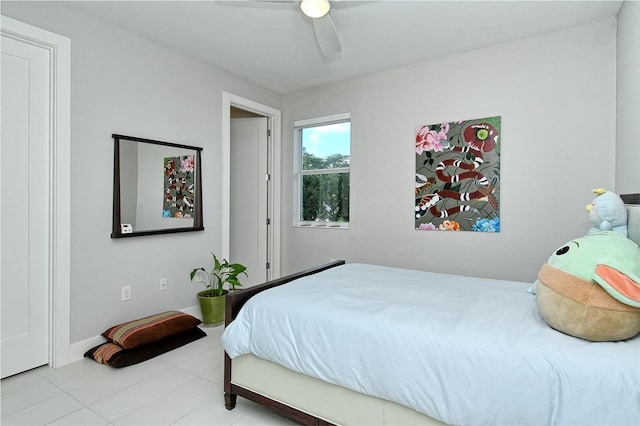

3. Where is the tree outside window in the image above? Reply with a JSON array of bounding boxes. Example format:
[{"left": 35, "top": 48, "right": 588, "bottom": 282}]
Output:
[{"left": 295, "top": 116, "right": 350, "bottom": 226}]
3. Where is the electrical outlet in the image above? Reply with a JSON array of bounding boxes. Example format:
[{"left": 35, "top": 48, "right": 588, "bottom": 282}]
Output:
[
  {"left": 160, "top": 278, "right": 168, "bottom": 291},
  {"left": 121, "top": 285, "right": 132, "bottom": 301}
]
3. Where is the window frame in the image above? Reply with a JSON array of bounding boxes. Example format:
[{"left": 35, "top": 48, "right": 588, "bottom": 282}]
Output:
[{"left": 293, "top": 113, "right": 351, "bottom": 229}]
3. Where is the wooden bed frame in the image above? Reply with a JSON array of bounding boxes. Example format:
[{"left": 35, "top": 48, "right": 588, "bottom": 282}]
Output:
[
  {"left": 223, "top": 260, "right": 345, "bottom": 425},
  {"left": 222, "top": 259, "right": 444, "bottom": 425}
]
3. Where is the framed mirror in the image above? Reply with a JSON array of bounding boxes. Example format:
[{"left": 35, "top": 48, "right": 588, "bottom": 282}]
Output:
[{"left": 111, "top": 134, "right": 204, "bottom": 238}]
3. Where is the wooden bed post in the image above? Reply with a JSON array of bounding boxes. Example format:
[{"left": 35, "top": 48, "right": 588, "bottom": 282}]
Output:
[
  {"left": 224, "top": 285, "right": 237, "bottom": 410},
  {"left": 224, "top": 356, "right": 237, "bottom": 410}
]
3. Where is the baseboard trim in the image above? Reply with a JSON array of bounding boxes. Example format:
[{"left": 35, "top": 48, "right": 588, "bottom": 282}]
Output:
[
  {"left": 69, "top": 335, "right": 105, "bottom": 363},
  {"left": 67, "top": 304, "right": 201, "bottom": 364}
]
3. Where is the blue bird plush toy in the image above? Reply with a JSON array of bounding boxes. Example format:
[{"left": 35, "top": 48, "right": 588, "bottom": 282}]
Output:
[{"left": 586, "top": 188, "right": 628, "bottom": 237}]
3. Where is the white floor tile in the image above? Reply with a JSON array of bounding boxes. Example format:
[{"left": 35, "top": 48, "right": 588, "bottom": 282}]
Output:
[
  {"left": 229, "top": 399, "right": 300, "bottom": 426},
  {"left": 178, "top": 344, "right": 222, "bottom": 377},
  {"left": 47, "top": 408, "right": 110, "bottom": 426},
  {"left": 112, "top": 377, "right": 218, "bottom": 425},
  {"left": 36, "top": 358, "right": 107, "bottom": 384},
  {"left": 60, "top": 359, "right": 172, "bottom": 405},
  {"left": 1, "top": 369, "right": 49, "bottom": 396},
  {"left": 89, "top": 366, "right": 200, "bottom": 422},
  {"left": 201, "top": 364, "right": 223, "bottom": 386},
  {"left": 1, "top": 379, "right": 62, "bottom": 418},
  {"left": 1, "top": 393, "right": 82, "bottom": 425},
  {"left": 173, "top": 397, "right": 299, "bottom": 426},
  {"left": 170, "top": 397, "right": 230, "bottom": 425}
]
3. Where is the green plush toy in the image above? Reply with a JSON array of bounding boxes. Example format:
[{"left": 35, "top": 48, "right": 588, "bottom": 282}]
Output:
[{"left": 536, "top": 231, "right": 640, "bottom": 341}]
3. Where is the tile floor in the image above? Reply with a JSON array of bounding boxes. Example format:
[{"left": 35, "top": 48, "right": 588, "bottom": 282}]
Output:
[{"left": 1, "top": 326, "right": 298, "bottom": 425}]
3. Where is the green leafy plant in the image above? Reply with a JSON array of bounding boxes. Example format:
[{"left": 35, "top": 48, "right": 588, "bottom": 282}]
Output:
[{"left": 190, "top": 253, "right": 247, "bottom": 297}]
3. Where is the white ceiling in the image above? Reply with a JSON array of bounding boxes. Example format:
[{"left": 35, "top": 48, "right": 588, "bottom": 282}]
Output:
[{"left": 64, "top": 0, "right": 623, "bottom": 94}]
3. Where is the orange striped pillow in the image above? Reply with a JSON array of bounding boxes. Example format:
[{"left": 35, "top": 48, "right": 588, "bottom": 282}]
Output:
[
  {"left": 102, "top": 311, "right": 201, "bottom": 349},
  {"left": 90, "top": 342, "right": 124, "bottom": 365}
]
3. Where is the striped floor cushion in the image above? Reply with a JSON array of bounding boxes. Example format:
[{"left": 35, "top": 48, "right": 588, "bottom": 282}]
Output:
[
  {"left": 102, "top": 310, "right": 201, "bottom": 349},
  {"left": 85, "top": 327, "right": 206, "bottom": 368}
]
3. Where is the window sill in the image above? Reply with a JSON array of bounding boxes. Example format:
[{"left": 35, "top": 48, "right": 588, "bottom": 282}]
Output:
[{"left": 293, "top": 223, "right": 349, "bottom": 230}]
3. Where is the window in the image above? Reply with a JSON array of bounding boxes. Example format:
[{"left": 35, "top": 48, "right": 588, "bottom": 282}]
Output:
[{"left": 294, "top": 113, "right": 350, "bottom": 227}]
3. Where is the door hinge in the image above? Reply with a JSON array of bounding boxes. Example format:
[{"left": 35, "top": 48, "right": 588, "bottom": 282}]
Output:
[
  {"left": 267, "top": 129, "right": 271, "bottom": 137},
  {"left": 266, "top": 262, "right": 271, "bottom": 270},
  {"left": 266, "top": 218, "right": 271, "bottom": 225},
  {"left": 265, "top": 173, "right": 271, "bottom": 182}
]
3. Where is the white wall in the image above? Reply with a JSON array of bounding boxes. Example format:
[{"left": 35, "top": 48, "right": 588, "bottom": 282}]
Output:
[
  {"left": 281, "top": 19, "right": 617, "bottom": 283},
  {"left": 616, "top": 1, "right": 640, "bottom": 195},
  {"left": 2, "top": 2, "right": 282, "bottom": 344}
]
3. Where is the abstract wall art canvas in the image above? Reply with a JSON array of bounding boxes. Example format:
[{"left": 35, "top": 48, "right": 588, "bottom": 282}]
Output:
[
  {"left": 415, "top": 116, "right": 501, "bottom": 232},
  {"left": 163, "top": 155, "right": 195, "bottom": 219}
]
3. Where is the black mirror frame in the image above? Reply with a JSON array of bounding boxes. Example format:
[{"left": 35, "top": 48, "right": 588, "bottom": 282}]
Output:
[{"left": 111, "top": 134, "right": 204, "bottom": 238}]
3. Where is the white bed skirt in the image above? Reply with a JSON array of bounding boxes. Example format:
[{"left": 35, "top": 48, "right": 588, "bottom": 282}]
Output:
[{"left": 231, "top": 354, "right": 445, "bottom": 426}]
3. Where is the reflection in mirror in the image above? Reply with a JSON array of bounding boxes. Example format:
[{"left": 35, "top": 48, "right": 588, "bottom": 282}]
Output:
[{"left": 112, "top": 134, "right": 204, "bottom": 238}]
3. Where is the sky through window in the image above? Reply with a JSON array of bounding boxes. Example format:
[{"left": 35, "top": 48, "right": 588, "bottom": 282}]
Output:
[{"left": 302, "top": 122, "right": 350, "bottom": 159}]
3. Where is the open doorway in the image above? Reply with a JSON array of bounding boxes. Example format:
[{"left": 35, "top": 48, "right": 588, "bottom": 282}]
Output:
[
  {"left": 230, "top": 109, "right": 269, "bottom": 285},
  {"left": 222, "top": 93, "right": 281, "bottom": 285}
]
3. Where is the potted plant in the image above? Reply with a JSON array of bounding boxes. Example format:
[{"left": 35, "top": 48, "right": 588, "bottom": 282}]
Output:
[{"left": 190, "top": 253, "right": 247, "bottom": 325}]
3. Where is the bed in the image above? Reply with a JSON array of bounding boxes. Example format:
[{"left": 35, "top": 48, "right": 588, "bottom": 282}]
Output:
[{"left": 221, "top": 205, "right": 640, "bottom": 425}]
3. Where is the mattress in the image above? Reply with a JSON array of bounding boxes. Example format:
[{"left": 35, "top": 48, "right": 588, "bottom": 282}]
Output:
[{"left": 222, "top": 263, "right": 640, "bottom": 425}]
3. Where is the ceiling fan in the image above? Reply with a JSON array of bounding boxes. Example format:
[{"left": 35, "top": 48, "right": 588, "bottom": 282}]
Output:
[
  {"left": 298, "top": 0, "right": 341, "bottom": 57},
  {"left": 252, "top": 0, "right": 342, "bottom": 58}
]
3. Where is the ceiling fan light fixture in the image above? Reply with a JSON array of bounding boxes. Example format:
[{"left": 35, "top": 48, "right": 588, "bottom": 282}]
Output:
[{"left": 300, "top": 0, "right": 330, "bottom": 18}]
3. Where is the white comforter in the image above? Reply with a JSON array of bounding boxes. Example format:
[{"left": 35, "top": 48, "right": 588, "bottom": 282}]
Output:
[{"left": 221, "top": 263, "right": 640, "bottom": 425}]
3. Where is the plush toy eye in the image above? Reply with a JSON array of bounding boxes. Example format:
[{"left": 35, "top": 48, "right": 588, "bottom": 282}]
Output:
[{"left": 556, "top": 246, "right": 570, "bottom": 255}]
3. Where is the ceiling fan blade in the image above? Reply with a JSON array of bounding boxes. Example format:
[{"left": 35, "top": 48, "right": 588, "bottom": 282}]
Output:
[{"left": 312, "top": 13, "right": 341, "bottom": 57}]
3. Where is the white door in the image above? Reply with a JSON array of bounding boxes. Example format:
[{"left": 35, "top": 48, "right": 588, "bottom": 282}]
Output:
[
  {"left": 1, "top": 29, "right": 52, "bottom": 378},
  {"left": 230, "top": 117, "right": 269, "bottom": 286}
]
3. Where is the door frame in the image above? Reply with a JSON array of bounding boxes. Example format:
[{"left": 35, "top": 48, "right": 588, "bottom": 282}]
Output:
[
  {"left": 1, "top": 16, "right": 71, "bottom": 369},
  {"left": 222, "top": 92, "right": 281, "bottom": 280}
]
